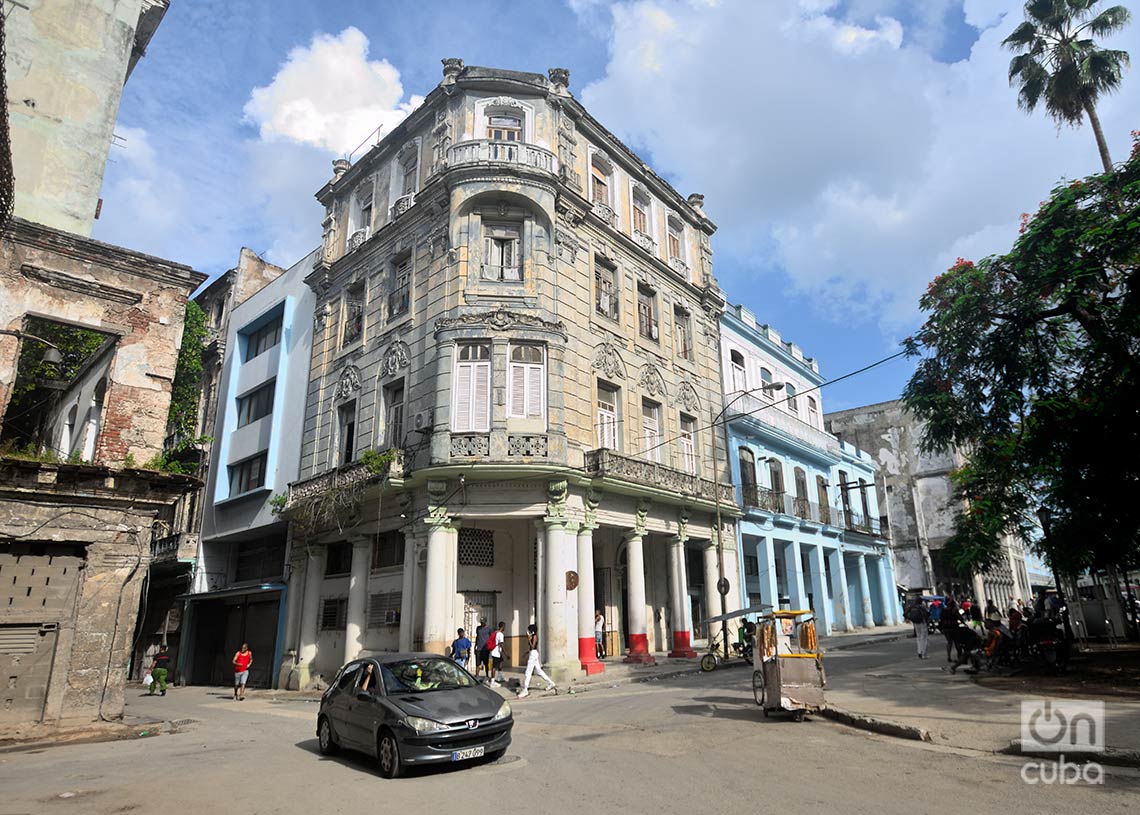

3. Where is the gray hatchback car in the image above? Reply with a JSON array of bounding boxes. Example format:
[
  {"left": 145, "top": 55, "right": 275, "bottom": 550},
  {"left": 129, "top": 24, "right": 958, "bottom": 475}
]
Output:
[{"left": 317, "top": 653, "right": 512, "bottom": 778}]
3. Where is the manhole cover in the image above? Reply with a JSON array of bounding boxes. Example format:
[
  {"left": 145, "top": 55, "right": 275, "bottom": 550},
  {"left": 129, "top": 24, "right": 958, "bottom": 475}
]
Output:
[{"left": 171, "top": 718, "right": 198, "bottom": 727}]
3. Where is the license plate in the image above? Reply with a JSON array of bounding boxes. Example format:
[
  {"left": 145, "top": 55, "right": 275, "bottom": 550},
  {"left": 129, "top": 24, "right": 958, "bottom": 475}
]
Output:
[{"left": 452, "top": 746, "right": 485, "bottom": 761}]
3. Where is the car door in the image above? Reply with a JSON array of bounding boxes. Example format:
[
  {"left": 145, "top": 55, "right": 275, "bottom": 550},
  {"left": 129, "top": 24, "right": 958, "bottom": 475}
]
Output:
[
  {"left": 327, "top": 662, "right": 362, "bottom": 746},
  {"left": 343, "top": 660, "right": 382, "bottom": 751}
]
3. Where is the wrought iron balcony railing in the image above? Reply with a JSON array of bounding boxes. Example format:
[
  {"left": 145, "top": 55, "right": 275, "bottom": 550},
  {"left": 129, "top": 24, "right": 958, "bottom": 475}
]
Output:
[
  {"left": 285, "top": 449, "right": 405, "bottom": 509},
  {"left": 585, "top": 448, "right": 735, "bottom": 504}
]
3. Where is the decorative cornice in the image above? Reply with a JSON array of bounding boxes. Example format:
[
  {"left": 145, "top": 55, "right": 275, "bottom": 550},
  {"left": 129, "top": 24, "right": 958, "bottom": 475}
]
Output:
[
  {"left": 434, "top": 308, "right": 568, "bottom": 340},
  {"left": 20, "top": 264, "right": 143, "bottom": 305}
]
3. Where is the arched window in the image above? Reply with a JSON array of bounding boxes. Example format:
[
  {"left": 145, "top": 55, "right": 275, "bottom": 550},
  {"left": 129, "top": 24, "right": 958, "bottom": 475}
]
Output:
[
  {"left": 816, "top": 475, "right": 831, "bottom": 525},
  {"left": 859, "top": 478, "right": 871, "bottom": 520},
  {"left": 729, "top": 350, "right": 746, "bottom": 392},
  {"left": 760, "top": 367, "right": 773, "bottom": 399},
  {"left": 81, "top": 379, "right": 106, "bottom": 462},
  {"left": 767, "top": 458, "right": 784, "bottom": 494},
  {"left": 793, "top": 467, "right": 809, "bottom": 520},
  {"left": 63, "top": 403, "right": 78, "bottom": 456},
  {"left": 508, "top": 344, "right": 545, "bottom": 420},
  {"left": 785, "top": 383, "right": 798, "bottom": 413},
  {"left": 807, "top": 395, "right": 819, "bottom": 426},
  {"left": 738, "top": 448, "right": 757, "bottom": 506},
  {"left": 487, "top": 113, "right": 522, "bottom": 142}
]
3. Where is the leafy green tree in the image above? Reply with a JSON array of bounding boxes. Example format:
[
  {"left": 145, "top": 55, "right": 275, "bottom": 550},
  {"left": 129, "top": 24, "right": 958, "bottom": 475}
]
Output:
[
  {"left": 1004, "top": 0, "right": 1131, "bottom": 173},
  {"left": 903, "top": 135, "right": 1140, "bottom": 577}
]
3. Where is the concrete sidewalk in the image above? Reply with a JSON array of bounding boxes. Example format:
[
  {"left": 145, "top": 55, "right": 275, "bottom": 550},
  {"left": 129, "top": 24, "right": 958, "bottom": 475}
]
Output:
[{"left": 821, "top": 637, "right": 1140, "bottom": 762}]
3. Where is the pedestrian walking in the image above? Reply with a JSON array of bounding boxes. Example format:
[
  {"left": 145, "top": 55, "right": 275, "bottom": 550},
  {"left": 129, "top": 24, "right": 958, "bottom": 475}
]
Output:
[
  {"left": 517, "top": 624, "right": 557, "bottom": 699},
  {"left": 905, "top": 596, "right": 929, "bottom": 658},
  {"left": 488, "top": 622, "right": 506, "bottom": 687},
  {"left": 233, "top": 642, "right": 252, "bottom": 701},
  {"left": 474, "top": 619, "right": 491, "bottom": 680},
  {"left": 148, "top": 645, "right": 171, "bottom": 696},
  {"left": 940, "top": 595, "right": 961, "bottom": 662},
  {"left": 985, "top": 600, "right": 1002, "bottom": 622},
  {"left": 451, "top": 628, "right": 472, "bottom": 668},
  {"left": 594, "top": 609, "right": 605, "bottom": 660}
]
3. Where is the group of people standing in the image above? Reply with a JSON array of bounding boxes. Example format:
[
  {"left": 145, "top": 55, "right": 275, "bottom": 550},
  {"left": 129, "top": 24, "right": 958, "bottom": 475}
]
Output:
[{"left": 905, "top": 592, "right": 1061, "bottom": 662}]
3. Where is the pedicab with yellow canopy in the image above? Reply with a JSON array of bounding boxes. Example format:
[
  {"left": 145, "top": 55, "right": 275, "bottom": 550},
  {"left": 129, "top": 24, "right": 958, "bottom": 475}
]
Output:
[{"left": 752, "top": 609, "right": 826, "bottom": 721}]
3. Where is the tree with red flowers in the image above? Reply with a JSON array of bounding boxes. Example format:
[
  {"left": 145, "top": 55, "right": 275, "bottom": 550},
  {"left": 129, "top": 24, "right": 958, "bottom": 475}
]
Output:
[{"left": 903, "top": 135, "right": 1140, "bottom": 577}]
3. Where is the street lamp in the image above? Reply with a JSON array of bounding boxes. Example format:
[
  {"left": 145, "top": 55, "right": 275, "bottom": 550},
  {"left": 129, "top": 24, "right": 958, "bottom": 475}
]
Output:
[
  {"left": 0, "top": 329, "right": 64, "bottom": 366},
  {"left": 710, "top": 381, "right": 785, "bottom": 659}
]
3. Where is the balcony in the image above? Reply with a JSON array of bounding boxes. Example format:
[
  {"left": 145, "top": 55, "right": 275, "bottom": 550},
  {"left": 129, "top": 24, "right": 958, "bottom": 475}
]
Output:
[
  {"left": 585, "top": 449, "right": 735, "bottom": 505},
  {"left": 390, "top": 193, "right": 415, "bottom": 219},
  {"left": 668, "top": 255, "right": 689, "bottom": 275},
  {"left": 447, "top": 140, "right": 558, "bottom": 175},
  {"left": 724, "top": 392, "right": 841, "bottom": 455},
  {"left": 633, "top": 229, "right": 657, "bottom": 254},
  {"left": 347, "top": 228, "right": 370, "bottom": 252},
  {"left": 285, "top": 449, "right": 405, "bottom": 510},
  {"left": 592, "top": 201, "right": 617, "bottom": 229},
  {"left": 150, "top": 532, "right": 199, "bottom": 564},
  {"left": 740, "top": 485, "right": 886, "bottom": 538}
]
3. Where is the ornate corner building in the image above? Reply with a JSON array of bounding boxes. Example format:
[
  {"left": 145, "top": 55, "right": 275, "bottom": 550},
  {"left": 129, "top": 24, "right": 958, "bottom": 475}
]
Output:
[{"left": 276, "top": 61, "right": 742, "bottom": 686}]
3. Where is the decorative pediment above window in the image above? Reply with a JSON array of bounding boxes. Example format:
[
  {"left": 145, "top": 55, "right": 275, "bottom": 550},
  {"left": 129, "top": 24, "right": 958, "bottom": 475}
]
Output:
[
  {"left": 486, "top": 96, "right": 525, "bottom": 111},
  {"left": 591, "top": 149, "right": 614, "bottom": 173},
  {"left": 675, "top": 380, "right": 700, "bottom": 412},
  {"left": 334, "top": 365, "right": 362, "bottom": 401},
  {"left": 398, "top": 140, "right": 419, "bottom": 163},
  {"left": 591, "top": 342, "right": 627, "bottom": 380},
  {"left": 434, "top": 308, "right": 567, "bottom": 339},
  {"left": 637, "top": 364, "right": 668, "bottom": 399},
  {"left": 382, "top": 340, "right": 411, "bottom": 378}
]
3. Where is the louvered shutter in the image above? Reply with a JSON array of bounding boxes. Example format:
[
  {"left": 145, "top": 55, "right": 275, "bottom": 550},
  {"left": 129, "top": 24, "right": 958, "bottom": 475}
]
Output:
[
  {"left": 526, "top": 363, "right": 543, "bottom": 418},
  {"left": 454, "top": 363, "right": 473, "bottom": 432},
  {"left": 472, "top": 362, "right": 490, "bottom": 431},
  {"left": 509, "top": 363, "right": 526, "bottom": 418}
]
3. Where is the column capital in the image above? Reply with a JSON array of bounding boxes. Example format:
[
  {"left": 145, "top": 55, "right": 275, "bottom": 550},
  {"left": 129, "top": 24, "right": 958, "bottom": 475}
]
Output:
[
  {"left": 622, "top": 529, "right": 644, "bottom": 545},
  {"left": 668, "top": 534, "right": 688, "bottom": 547},
  {"left": 579, "top": 521, "right": 599, "bottom": 533},
  {"left": 563, "top": 520, "right": 581, "bottom": 534},
  {"left": 348, "top": 534, "right": 372, "bottom": 548}
]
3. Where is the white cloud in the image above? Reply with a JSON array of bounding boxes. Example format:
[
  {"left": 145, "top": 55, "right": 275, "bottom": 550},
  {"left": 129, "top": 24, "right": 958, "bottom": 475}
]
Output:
[
  {"left": 243, "top": 27, "right": 424, "bottom": 155},
  {"left": 580, "top": 0, "right": 1140, "bottom": 329}
]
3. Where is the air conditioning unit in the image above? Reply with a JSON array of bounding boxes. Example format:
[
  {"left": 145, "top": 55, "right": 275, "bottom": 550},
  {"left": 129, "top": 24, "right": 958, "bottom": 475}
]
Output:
[{"left": 412, "top": 409, "right": 434, "bottom": 432}]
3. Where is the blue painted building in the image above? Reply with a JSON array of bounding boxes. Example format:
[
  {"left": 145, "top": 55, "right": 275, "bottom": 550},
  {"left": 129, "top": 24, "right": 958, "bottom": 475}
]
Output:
[
  {"left": 720, "top": 305, "right": 899, "bottom": 635},
  {"left": 179, "top": 248, "right": 317, "bottom": 689}
]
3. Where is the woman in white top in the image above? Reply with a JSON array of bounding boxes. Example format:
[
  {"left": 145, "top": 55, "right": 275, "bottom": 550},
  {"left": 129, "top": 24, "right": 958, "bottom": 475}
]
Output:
[
  {"left": 489, "top": 621, "right": 506, "bottom": 687},
  {"left": 594, "top": 610, "right": 605, "bottom": 660}
]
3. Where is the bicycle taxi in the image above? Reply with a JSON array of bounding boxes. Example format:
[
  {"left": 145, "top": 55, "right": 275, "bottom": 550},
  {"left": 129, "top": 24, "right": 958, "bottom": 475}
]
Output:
[
  {"left": 698, "top": 604, "right": 771, "bottom": 672},
  {"left": 752, "top": 609, "right": 826, "bottom": 721}
]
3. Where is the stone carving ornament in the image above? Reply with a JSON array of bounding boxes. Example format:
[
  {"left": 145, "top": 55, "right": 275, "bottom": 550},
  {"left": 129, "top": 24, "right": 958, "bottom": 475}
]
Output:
[
  {"left": 382, "top": 340, "right": 411, "bottom": 378},
  {"left": 434, "top": 308, "right": 568, "bottom": 339},
  {"left": 637, "top": 364, "right": 668, "bottom": 399},
  {"left": 591, "top": 343, "right": 627, "bottom": 380},
  {"left": 675, "top": 380, "right": 700, "bottom": 412},
  {"left": 334, "top": 365, "right": 362, "bottom": 400}
]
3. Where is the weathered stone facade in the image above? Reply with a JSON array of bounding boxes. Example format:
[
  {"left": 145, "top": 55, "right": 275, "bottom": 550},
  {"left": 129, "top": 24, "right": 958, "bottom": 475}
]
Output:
[
  {"left": 824, "top": 399, "right": 1032, "bottom": 604},
  {"left": 0, "top": 217, "right": 204, "bottom": 734},
  {"left": 5, "top": 0, "right": 169, "bottom": 236},
  {"left": 279, "top": 62, "right": 740, "bottom": 686}
]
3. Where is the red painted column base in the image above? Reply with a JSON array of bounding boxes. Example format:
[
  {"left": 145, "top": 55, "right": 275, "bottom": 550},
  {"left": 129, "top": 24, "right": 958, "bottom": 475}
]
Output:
[
  {"left": 578, "top": 637, "right": 605, "bottom": 674},
  {"left": 623, "top": 632, "right": 657, "bottom": 665},
  {"left": 668, "top": 630, "right": 698, "bottom": 659}
]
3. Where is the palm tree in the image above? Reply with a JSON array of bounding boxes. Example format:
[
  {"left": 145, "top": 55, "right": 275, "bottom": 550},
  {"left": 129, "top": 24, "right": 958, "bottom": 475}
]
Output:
[{"left": 1003, "top": 0, "right": 1131, "bottom": 173}]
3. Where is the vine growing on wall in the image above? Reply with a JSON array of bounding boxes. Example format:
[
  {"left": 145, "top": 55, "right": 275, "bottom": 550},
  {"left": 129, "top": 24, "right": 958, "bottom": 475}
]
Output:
[
  {"left": 270, "top": 448, "right": 399, "bottom": 536},
  {"left": 167, "top": 300, "right": 208, "bottom": 437}
]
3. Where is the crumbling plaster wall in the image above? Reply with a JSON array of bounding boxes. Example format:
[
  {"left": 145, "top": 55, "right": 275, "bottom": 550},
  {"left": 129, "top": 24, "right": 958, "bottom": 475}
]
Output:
[
  {"left": 5, "top": 0, "right": 147, "bottom": 236},
  {"left": 0, "top": 219, "right": 204, "bottom": 466}
]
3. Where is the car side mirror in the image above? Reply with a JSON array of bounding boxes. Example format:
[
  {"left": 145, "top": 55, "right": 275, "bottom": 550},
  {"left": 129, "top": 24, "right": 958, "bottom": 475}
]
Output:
[{"left": 356, "top": 691, "right": 374, "bottom": 702}]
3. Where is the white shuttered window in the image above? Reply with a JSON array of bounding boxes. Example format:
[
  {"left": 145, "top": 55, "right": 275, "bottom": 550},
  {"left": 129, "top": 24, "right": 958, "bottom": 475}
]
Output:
[
  {"left": 508, "top": 344, "right": 545, "bottom": 420},
  {"left": 642, "top": 399, "right": 661, "bottom": 463},
  {"left": 680, "top": 414, "right": 697, "bottom": 474},
  {"left": 597, "top": 384, "right": 619, "bottom": 450},
  {"left": 453, "top": 344, "right": 491, "bottom": 432}
]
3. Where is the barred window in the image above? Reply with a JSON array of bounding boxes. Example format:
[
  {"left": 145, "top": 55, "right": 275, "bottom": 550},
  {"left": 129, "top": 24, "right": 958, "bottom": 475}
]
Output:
[
  {"left": 326, "top": 542, "right": 352, "bottom": 576},
  {"left": 372, "top": 530, "right": 405, "bottom": 570},
  {"left": 458, "top": 528, "right": 495, "bottom": 567},
  {"left": 320, "top": 597, "right": 347, "bottom": 630},
  {"left": 367, "top": 591, "right": 402, "bottom": 627}
]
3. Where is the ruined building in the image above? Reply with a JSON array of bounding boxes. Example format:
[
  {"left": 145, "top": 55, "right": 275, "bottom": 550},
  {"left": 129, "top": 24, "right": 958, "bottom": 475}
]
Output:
[{"left": 275, "top": 61, "right": 739, "bottom": 687}]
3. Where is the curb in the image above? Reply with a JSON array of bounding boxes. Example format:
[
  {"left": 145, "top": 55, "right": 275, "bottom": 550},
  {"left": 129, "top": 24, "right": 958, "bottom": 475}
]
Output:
[
  {"left": 0, "top": 719, "right": 171, "bottom": 754},
  {"left": 1002, "top": 740, "right": 1140, "bottom": 769},
  {"left": 820, "top": 707, "right": 933, "bottom": 742},
  {"left": 823, "top": 633, "right": 908, "bottom": 653}
]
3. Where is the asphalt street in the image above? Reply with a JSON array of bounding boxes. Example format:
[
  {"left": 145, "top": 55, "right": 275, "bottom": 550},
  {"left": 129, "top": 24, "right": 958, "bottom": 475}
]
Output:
[{"left": 1, "top": 639, "right": 1136, "bottom": 815}]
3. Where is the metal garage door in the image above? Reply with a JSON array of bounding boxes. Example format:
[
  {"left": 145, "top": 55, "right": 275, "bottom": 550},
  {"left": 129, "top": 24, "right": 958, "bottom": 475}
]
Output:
[{"left": 0, "top": 624, "right": 58, "bottom": 724}]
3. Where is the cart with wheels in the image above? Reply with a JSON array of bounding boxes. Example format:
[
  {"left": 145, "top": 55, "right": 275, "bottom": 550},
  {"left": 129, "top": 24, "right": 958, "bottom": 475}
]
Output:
[{"left": 752, "top": 610, "right": 826, "bottom": 721}]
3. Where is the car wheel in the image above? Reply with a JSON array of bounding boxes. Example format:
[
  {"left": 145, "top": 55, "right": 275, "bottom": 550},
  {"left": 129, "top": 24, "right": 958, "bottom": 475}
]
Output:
[
  {"left": 700, "top": 653, "right": 718, "bottom": 672},
  {"left": 317, "top": 716, "right": 339, "bottom": 756},
  {"left": 752, "top": 670, "right": 765, "bottom": 707},
  {"left": 376, "top": 730, "right": 403, "bottom": 779}
]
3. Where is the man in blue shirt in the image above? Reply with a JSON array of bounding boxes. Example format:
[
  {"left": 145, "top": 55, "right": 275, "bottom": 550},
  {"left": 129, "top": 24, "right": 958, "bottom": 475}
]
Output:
[{"left": 451, "top": 628, "right": 472, "bottom": 668}]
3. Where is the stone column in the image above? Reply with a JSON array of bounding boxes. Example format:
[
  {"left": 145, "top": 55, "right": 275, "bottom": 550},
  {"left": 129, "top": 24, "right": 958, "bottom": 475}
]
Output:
[
  {"left": 807, "top": 544, "right": 833, "bottom": 635},
  {"left": 576, "top": 524, "right": 604, "bottom": 674},
  {"left": 422, "top": 519, "right": 455, "bottom": 655},
  {"left": 297, "top": 546, "right": 324, "bottom": 688},
  {"left": 344, "top": 536, "right": 371, "bottom": 663},
  {"left": 876, "top": 555, "right": 897, "bottom": 625},
  {"left": 703, "top": 538, "right": 719, "bottom": 636},
  {"left": 757, "top": 537, "right": 778, "bottom": 611},
  {"left": 667, "top": 535, "right": 697, "bottom": 657},
  {"left": 398, "top": 529, "right": 416, "bottom": 652},
  {"left": 784, "top": 540, "right": 807, "bottom": 610},
  {"left": 623, "top": 532, "right": 655, "bottom": 664},
  {"left": 857, "top": 553, "right": 875, "bottom": 628},
  {"left": 827, "top": 548, "right": 852, "bottom": 632},
  {"left": 542, "top": 518, "right": 568, "bottom": 668},
  {"left": 278, "top": 543, "right": 307, "bottom": 690}
]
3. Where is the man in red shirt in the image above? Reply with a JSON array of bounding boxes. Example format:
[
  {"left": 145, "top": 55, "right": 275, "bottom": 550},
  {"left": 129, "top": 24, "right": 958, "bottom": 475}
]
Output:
[{"left": 233, "top": 643, "right": 252, "bottom": 701}]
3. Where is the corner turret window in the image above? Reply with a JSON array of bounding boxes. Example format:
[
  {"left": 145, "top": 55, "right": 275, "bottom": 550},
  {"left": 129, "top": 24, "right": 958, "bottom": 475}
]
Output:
[
  {"left": 482, "top": 223, "right": 522, "bottom": 281},
  {"left": 508, "top": 344, "right": 546, "bottom": 420},
  {"left": 453, "top": 344, "right": 491, "bottom": 433},
  {"left": 487, "top": 114, "right": 522, "bottom": 142}
]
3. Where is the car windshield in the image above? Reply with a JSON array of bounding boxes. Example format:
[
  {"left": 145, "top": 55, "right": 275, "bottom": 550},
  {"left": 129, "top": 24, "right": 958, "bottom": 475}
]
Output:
[{"left": 381, "top": 658, "right": 476, "bottom": 693}]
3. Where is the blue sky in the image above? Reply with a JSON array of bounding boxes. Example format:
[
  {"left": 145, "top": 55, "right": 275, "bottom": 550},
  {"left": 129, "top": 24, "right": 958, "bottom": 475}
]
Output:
[{"left": 96, "top": 0, "right": 1140, "bottom": 412}]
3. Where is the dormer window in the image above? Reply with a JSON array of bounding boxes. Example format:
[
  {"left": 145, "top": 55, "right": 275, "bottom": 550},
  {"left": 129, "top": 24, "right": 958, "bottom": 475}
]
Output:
[
  {"left": 487, "top": 114, "right": 522, "bottom": 142},
  {"left": 482, "top": 223, "right": 522, "bottom": 282},
  {"left": 349, "top": 184, "right": 374, "bottom": 248}
]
